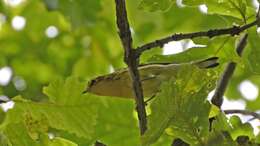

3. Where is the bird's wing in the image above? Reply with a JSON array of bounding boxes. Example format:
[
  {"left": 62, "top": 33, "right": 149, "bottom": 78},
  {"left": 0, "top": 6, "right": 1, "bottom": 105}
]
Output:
[{"left": 86, "top": 57, "right": 219, "bottom": 98}]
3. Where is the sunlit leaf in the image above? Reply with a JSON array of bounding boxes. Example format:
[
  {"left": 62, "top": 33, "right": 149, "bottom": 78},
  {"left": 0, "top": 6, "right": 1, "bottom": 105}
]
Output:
[
  {"left": 139, "top": 0, "right": 175, "bottom": 11},
  {"left": 93, "top": 97, "right": 140, "bottom": 146},
  {"left": 182, "top": 0, "right": 204, "bottom": 6},
  {"left": 1, "top": 77, "right": 98, "bottom": 144},
  {"left": 206, "top": 113, "right": 236, "bottom": 146},
  {"left": 43, "top": 0, "right": 101, "bottom": 27},
  {"left": 247, "top": 28, "right": 260, "bottom": 74},
  {"left": 229, "top": 115, "right": 255, "bottom": 140},
  {"left": 142, "top": 64, "right": 219, "bottom": 145},
  {"left": 3, "top": 123, "right": 78, "bottom": 146}
]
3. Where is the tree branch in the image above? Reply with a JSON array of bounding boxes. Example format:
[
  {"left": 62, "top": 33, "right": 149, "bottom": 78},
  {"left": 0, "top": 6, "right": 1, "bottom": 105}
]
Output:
[
  {"left": 136, "top": 20, "right": 256, "bottom": 56},
  {"left": 211, "top": 34, "right": 248, "bottom": 108},
  {"left": 224, "top": 109, "right": 260, "bottom": 120},
  {"left": 115, "top": 0, "right": 147, "bottom": 135}
]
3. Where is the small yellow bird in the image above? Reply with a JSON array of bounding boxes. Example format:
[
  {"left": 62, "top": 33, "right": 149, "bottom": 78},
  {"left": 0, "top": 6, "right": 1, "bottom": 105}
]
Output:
[{"left": 86, "top": 57, "right": 219, "bottom": 98}]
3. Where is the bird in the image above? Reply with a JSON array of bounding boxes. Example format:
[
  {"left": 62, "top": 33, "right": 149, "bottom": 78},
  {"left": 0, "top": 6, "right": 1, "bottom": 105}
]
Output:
[{"left": 85, "top": 57, "right": 219, "bottom": 99}]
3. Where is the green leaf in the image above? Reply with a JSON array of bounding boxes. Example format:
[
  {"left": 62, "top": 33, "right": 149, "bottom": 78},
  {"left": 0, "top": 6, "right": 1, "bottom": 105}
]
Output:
[
  {"left": 161, "top": 5, "right": 236, "bottom": 33},
  {"left": 247, "top": 97, "right": 260, "bottom": 110},
  {"left": 207, "top": 0, "right": 255, "bottom": 21},
  {"left": 182, "top": 0, "right": 205, "bottom": 6},
  {"left": 153, "top": 133, "right": 173, "bottom": 146},
  {"left": 139, "top": 0, "right": 175, "bottom": 11},
  {"left": 205, "top": 113, "right": 237, "bottom": 146},
  {"left": 3, "top": 123, "right": 78, "bottom": 146},
  {"left": 49, "top": 129, "right": 92, "bottom": 146},
  {"left": 206, "top": 131, "right": 237, "bottom": 146},
  {"left": 142, "top": 64, "right": 219, "bottom": 145},
  {"left": 182, "top": 0, "right": 255, "bottom": 21},
  {"left": 256, "top": 134, "right": 260, "bottom": 143},
  {"left": 0, "top": 132, "right": 10, "bottom": 146},
  {"left": 2, "top": 77, "right": 98, "bottom": 142},
  {"left": 43, "top": 0, "right": 101, "bottom": 27},
  {"left": 94, "top": 97, "right": 140, "bottom": 146},
  {"left": 43, "top": 77, "right": 86, "bottom": 105},
  {"left": 229, "top": 115, "right": 255, "bottom": 140},
  {"left": 211, "top": 113, "right": 232, "bottom": 132},
  {"left": 52, "top": 96, "right": 141, "bottom": 146},
  {"left": 0, "top": 108, "right": 5, "bottom": 125},
  {"left": 209, "top": 104, "right": 220, "bottom": 118},
  {"left": 49, "top": 137, "right": 78, "bottom": 146},
  {"left": 148, "top": 36, "right": 235, "bottom": 64},
  {"left": 3, "top": 123, "right": 37, "bottom": 146},
  {"left": 247, "top": 29, "right": 260, "bottom": 74},
  {"left": 39, "top": 134, "right": 78, "bottom": 146}
]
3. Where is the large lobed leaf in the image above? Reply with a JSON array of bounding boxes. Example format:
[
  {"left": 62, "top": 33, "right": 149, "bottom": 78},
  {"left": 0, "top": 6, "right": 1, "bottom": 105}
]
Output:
[
  {"left": 139, "top": 0, "right": 176, "bottom": 11},
  {"left": 247, "top": 28, "right": 260, "bottom": 74},
  {"left": 0, "top": 77, "right": 98, "bottom": 145},
  {"left": 93, "top": 97, "right": 140, "bottom": 146},
  {"left": 43, "top": 0, "right": 101, "bottom": 27},
  {"left": 206, "top": 113, "right": 237, "bottom": 146},
  {"left": 140, "top": 0, "right": 255, "bottom": 22},
  {"left": 142, "top": 64, "right": 219, "bottom": 145},
  {"left": 3, "top": 123, "right": 78, "bottom": 146},
  {"left": 148, "top": 36, "right": 237, "bottom": 65}
]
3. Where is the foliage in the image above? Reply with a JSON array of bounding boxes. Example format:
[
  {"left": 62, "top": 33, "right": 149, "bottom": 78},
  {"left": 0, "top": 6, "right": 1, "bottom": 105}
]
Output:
[
  {"left": 142, "top": 65, "right": 219, "bottom": 145},
  {"left": 0, "top": 0, "right": 260, "bottom": 145}
]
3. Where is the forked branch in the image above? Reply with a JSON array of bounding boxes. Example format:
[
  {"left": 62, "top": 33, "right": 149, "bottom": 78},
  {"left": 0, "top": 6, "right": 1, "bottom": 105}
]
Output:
[
  {"left": 113, "top": 0, "right": 259, "bottom": 137},
  {"left": 115, "top": 0, "right": 147, "bottom": 135},
  {"left": 136, "top": 20, "right": 256, "bottom": 56}
]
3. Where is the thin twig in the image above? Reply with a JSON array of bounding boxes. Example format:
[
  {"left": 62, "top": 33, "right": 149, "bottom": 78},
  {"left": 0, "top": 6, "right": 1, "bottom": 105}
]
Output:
[
  {"left": 224, "top": 109, "right": 260, "bottom": 120},
  {"left": 136, "top": 20, "right": 257, "bottom": 56},
  {"left": 115, "top": 0, "right": 147, "bottom": 135},
  {"left": 211, "top": 34, "right": 248, "bottom": 108}
]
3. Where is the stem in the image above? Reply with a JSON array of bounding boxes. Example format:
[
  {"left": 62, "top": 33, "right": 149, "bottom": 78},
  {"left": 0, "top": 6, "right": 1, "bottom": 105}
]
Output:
[
  {"left": 115, "top": 0, "right": 147, "bottom": 135},
  {"left": 224, "top": 109, "right": 260, "bottom": 120},
  {"left": 211, "top": 34, "right": 248, "bottom": 108},
  {"left": 136, "top": 21, "right": 256, "bottom": 56}
]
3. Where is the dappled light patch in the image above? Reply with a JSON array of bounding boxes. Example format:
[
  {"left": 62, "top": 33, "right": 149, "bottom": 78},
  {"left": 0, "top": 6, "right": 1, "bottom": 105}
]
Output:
[
  {"left": 239, "top": 80, "right": 259, "bottom": 101},
  {"left": 3, "top": 0, "right": 24, "bottom": 7},
  {"left": 0, "top": 67, "right": 12, "bottom": 86},
  {"left": 163, "top": 40, "right": 206, "bottom": 55},
  {"left": 45, "top": 25, "right": 59, "bottom": 38},
  {"left": 222, "top": 98, "right": 246, "bottom": 110},
  {"left": 13, "top": 76, "right": 27, "bottom": 91},
  {"left": 199, "top": 4, "right": 208, "bottom": 14},
  {"left": 0, "top": 99, "right": 15, "bottom": 112},
  {"left": 11, "top": 16, "right": 26, "bottom": 31},
  {"left": 257, "top": 27, "right": 260, "bottom": 34}
]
